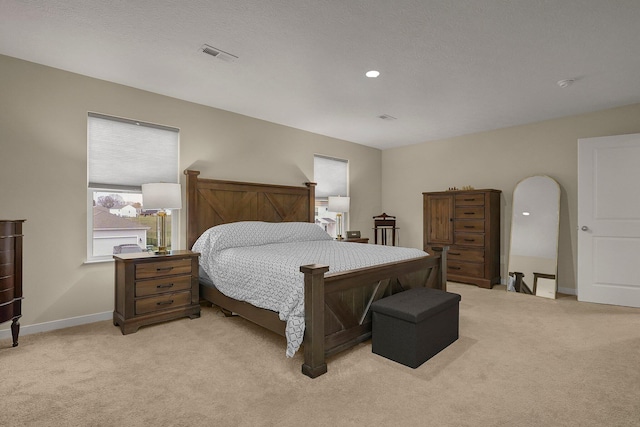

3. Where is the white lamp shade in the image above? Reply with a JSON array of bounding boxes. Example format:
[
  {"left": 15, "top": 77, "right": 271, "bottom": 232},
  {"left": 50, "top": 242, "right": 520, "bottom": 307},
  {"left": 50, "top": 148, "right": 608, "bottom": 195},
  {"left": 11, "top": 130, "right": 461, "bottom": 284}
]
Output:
[
  {"left": 327, "top": 196, "right": 350, "bottom": 213},
  {"left": 142, "top": 183, "right": 182, "bottom": 210}
]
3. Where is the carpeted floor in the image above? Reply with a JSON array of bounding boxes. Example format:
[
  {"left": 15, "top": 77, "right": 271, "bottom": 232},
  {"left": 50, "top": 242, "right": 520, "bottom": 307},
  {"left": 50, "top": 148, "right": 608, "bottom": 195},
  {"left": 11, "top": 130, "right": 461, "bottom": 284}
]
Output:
[{"left": 1, "top": 282, "right": 639, "bottom": 427}]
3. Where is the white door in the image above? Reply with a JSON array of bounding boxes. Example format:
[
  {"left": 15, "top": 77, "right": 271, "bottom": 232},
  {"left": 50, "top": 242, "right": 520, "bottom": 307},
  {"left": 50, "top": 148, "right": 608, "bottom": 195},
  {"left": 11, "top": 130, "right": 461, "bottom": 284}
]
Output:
[{"left": 578, "top": 133, "right": 640, "bottom": 307}]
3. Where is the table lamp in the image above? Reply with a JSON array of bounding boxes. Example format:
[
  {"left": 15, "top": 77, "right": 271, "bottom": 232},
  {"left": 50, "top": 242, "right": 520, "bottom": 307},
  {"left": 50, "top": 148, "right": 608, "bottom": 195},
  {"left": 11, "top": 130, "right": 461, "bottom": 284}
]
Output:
[
  {"left": 142, "top": 183, "right": 182, "bottom": 254},
  {"left": 328, "top": 196, "right": 350, "bottom": 240}
]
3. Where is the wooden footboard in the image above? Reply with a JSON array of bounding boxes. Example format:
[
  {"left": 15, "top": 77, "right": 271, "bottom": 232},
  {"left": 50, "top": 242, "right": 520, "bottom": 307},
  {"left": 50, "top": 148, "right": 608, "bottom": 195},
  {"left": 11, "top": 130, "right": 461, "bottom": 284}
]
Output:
[{"left": 300, "top": 251, "right": 447, "bottom": 378}]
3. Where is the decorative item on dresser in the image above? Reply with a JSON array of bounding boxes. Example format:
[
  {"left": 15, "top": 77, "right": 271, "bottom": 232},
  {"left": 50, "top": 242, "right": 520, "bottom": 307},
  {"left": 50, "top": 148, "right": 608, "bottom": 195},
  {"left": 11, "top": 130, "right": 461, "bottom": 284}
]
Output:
[
  {"left": 423, "top": 189, "right": 501, "bottom": 289},
  {"left": 113, "top": 250, "right": 200, "bottom": 334},
  {"left": 0, "top": 220, "right": 25, "bottom": 347}
]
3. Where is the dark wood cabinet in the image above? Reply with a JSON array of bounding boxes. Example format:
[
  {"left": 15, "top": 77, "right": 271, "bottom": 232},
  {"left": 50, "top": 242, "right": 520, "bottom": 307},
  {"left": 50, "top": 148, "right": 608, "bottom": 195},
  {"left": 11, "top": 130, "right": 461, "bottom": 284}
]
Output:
[
  {"left": 1, "top": 220, "right": 25, "bottom": 347},
  {"left": 113, "top": 250, "right": 200, "bottom": 334},
  {"left": 423, "top": 190, "right": 500, "bottom": 289}
]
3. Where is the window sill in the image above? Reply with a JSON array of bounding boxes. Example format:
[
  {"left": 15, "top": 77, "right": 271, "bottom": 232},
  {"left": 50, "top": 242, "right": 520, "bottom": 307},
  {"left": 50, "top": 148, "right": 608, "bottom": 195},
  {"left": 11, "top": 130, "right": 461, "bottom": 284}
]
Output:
[{"left": 83, "top": 257, "right": 114, "bottom": 265}]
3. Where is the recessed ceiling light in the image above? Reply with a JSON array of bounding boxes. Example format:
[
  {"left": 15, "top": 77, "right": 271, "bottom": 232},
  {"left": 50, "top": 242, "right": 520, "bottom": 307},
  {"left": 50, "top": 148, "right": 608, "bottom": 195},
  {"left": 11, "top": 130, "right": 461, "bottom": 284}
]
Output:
[
  {"left": 366, "top": 70, "right": 380, "bottom": 78},
  {"left": 522, "top": 212, "right": 531, "bottom": 216}
]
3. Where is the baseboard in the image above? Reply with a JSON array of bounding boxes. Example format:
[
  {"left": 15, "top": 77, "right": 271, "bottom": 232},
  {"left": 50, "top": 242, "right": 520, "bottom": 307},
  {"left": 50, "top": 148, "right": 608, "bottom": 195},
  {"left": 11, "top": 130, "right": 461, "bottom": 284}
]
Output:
[
  {"left": 558, "top": 286, "right": 577, "bottom": 296},
  {"left": 0, "top": 311, "right": 112, "bottom": 341}
]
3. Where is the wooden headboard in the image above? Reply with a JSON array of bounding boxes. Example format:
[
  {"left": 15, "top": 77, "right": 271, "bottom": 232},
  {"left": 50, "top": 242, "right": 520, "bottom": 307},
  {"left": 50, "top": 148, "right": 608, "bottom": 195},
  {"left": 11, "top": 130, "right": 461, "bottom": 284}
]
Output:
[{"left": 184, "top": 170, "right": 316, "bottom": 249}]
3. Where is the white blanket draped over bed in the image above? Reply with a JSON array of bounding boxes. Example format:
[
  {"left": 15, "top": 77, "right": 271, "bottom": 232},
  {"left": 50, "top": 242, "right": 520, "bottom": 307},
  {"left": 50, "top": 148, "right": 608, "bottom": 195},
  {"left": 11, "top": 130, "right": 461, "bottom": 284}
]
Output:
[{"left": 192, "top": 221, "right": 429, "bottom": 357}]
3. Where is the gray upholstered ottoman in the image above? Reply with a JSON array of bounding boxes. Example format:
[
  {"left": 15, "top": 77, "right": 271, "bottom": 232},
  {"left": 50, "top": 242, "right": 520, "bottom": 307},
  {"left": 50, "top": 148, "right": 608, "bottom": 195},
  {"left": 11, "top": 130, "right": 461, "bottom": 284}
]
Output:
[{"left": 371, "top": 287, "right": 461, "bottom": 368}]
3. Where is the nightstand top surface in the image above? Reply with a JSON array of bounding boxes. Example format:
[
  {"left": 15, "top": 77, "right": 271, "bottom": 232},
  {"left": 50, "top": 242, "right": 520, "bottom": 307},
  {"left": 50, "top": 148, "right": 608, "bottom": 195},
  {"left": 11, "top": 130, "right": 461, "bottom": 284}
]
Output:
[{"left": 113, "top": 249, "right": 199, "bottom": 261}]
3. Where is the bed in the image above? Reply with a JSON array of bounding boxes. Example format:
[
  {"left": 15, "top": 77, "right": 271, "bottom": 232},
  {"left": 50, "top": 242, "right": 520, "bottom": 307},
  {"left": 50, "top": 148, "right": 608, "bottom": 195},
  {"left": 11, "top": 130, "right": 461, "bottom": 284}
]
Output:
[{"left": 184, "top": 170, "right": 447, "bottom": 378}]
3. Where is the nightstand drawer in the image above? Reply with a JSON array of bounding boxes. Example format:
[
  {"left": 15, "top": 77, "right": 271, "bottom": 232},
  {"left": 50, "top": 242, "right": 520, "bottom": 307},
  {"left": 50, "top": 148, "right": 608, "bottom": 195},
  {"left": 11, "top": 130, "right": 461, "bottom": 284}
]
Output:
[
  {"left": 135, "top": 259, "right": 192, "bottom": 279},
  {"left": 135, "top": 276, "right": 192, "bottom": 297},
  {"left": 135, "top": 290, "right": 191, "bottom": 315},
  {"left": 454, "top": 233, "right": 485, "bottom": 247}
]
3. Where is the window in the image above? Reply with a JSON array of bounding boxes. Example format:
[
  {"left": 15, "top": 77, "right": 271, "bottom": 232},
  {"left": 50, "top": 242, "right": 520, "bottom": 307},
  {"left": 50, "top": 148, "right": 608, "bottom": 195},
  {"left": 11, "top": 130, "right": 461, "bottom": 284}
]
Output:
[
  {"left": 87, "top": 113, "right": 180, "bottom": 261},
  {"left": 313, "top": 155, "right": 348, "bottom": 237}
]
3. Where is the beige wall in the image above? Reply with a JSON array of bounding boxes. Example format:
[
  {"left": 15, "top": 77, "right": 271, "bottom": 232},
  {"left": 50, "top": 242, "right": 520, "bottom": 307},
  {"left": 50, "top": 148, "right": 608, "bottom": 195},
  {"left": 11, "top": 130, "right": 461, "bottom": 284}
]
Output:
[
  {"left": 0, "top": 54, "right": 382, "bottom": 329},
  {"left": 382, "top": 102, "right": 640, "bottom": 292}
]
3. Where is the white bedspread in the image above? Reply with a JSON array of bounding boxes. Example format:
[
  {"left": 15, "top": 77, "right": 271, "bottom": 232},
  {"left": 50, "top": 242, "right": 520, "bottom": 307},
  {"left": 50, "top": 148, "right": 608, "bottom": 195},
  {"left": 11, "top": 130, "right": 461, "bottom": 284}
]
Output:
[{"left": 192, "top": 222, "right": 428, "bottom": 357}]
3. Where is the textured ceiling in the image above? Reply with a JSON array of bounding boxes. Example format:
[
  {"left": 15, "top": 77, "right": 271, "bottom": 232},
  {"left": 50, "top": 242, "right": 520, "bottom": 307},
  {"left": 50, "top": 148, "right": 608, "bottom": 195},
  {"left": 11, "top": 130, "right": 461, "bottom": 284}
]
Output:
[{"left": 2, "top": 1, "right": 640, "bottom": 150}]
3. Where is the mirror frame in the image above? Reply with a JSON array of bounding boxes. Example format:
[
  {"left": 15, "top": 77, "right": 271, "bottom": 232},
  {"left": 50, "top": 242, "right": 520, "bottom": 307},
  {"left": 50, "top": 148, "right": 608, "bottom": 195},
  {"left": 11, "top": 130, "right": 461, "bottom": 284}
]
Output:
[{"left": 507, "top": 175, "right": 561, "bottom": 298}]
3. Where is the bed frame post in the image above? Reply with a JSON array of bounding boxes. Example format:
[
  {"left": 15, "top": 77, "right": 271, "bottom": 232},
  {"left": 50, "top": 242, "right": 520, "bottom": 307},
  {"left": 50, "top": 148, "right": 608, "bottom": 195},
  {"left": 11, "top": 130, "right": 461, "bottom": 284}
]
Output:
[
  {"left": 184, "top": 170, "right": 200, "bottom": 249},
  {"left": 440, "top": 246, "right": 449, "bottom": 291},
  {"left": 300, "top": 263, "right": 330, "bottom": 378},
  {"left": 305, "top": 182, "right": 316, "bottom": 223}
]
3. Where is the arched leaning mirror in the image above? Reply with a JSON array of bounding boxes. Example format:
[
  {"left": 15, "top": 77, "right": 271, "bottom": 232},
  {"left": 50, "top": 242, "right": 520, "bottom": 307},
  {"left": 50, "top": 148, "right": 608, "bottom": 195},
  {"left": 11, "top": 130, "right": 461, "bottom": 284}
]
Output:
[{"left": 507, "top": 175, "right": 560, "bottom": 299}]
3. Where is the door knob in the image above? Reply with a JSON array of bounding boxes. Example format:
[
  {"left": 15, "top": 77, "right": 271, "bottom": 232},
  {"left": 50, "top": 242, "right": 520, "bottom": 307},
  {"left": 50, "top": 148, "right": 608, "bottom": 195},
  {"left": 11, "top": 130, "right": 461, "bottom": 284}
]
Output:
[{"left": 581, "top": 226, "right": 589, "bottom": 231}]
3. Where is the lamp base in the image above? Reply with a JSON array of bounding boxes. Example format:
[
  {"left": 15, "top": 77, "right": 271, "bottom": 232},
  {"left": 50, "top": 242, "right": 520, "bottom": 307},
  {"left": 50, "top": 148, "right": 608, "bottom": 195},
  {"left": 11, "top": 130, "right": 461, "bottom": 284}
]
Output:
[{"left": 156, "top": 211, "right": 169, "bottom": 255}]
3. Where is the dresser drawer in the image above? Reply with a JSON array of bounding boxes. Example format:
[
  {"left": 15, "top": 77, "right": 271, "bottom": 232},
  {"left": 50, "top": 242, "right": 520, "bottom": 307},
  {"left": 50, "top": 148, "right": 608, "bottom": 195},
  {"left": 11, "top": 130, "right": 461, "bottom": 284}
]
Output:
[
  {"left": 0, "top": 285, "right": 15, "bottom": 304},
  {"left": 135, "top": 276, "right": 192, "bottom": 297},
  {"left": 454, "top": 233, "right": 485, "bottom": 247},
  {"left": 448, "top": 261, "right": 484, "bottom": 278},
  {"left": 454, "top": 219, "right": 485, "bottom": 233},
  {"left": 455, "top": 194, "right": 485, "bottom": 206},
  {"left": 0, "top": 222, "right": 19, "bottom": 235},
  {"left": 0, "top": 301, "right": 15, "bottom": 320},
  {"left": 455, "top": 207, "right": 484, "bottom": 219},
  {"left": 447, "top": 247, "right": 485, "bottom": 263},
  {"left": 0, "top": 237, "right": 14, "bottom": 251},
  {"left": 0, "top": 248, "right": 13, "bottom": 264},
  {"left": 1, "top": 275, "right": 15, "bottom": 292},
  {"left": 135, "top": 290, "right": 192, "bottom": 315},
  {"left": 0, "top": 262, "right": 14, "bottom": 277},
  {"left": 135, "top": 259, "right": 192, "bottom": 280}
]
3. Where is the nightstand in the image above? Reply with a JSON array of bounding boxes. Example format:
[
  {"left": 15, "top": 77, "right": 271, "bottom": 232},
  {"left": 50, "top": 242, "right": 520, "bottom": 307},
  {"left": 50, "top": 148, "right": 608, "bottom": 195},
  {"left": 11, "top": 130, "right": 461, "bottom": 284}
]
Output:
[
  {"left": 338, "top": 238, "right": 369, "bottom": 243},
  {"left": 113, "top": 250, "right": 200, "bottom": 334}
]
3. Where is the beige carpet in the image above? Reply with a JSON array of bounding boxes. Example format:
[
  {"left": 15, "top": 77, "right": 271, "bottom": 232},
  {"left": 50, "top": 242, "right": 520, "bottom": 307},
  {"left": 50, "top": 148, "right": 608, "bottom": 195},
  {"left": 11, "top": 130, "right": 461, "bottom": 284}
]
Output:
[{"left": 2, "top": 282, "right": 639, "bottom": 427}]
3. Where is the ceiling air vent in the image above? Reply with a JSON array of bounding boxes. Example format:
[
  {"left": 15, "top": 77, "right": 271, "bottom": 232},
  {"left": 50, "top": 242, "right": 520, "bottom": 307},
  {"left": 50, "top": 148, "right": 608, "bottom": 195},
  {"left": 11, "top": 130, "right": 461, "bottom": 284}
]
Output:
[
  {"left": 200, "top": 44, "right": 238, "bottom": 62},
  {"left": 378, "top": 114, "right": 397, "bottom": 121}
]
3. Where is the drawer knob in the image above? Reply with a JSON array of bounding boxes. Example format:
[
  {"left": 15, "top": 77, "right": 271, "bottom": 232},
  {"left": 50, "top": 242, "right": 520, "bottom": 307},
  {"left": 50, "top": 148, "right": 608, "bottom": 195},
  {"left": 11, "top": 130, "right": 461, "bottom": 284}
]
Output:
[
  {"left": 156, "top": 300, "right": 174, "bottom": 306},
  {"left": 464, "top": 225, "right": 474, "bottom": 228},
  {"left": 156, "top": 267, "right": 174, "bottom": 272},
  {"left": 464, "top": 239, "right": 475, "bottom": 242},
  {"left": 450, "top": 266, "right": 461, "bottom": 270},
  {"left": 464, "top": 212, "right": 475, "bottom": 215},
  {"left": 156, "top": 283, "right": 174, "bottom": 289},
  {"left": 449, "top": 252, "right": 461, "bottom": 256}
]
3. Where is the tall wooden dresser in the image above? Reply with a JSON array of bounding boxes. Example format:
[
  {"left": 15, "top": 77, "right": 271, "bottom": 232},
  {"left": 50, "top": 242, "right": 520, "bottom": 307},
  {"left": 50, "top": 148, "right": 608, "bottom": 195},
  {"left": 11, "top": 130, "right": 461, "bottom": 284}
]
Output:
[
  {"left": 423, "top": 190, "right": 500, "bottom": 288},
  {"left": 1, "top": 220, "right": 25, "bottom": 347}
]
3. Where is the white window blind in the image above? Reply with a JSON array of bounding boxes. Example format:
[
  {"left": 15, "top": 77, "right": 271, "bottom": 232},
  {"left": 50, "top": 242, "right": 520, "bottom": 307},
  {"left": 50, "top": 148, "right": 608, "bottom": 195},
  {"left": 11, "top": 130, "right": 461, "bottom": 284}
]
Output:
[
  {"left": 314, "top": 155, "right": 348, "bottom": 198},
  {"left": 88, "top": 113, "right": 179, "bottom": 190}
]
